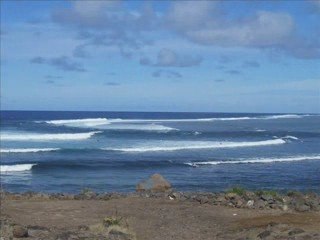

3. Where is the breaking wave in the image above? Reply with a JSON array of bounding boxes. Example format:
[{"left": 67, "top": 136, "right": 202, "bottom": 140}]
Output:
[
  {"left": 41, "top": 114, "right": 309, "bottom": 127},
  {"left": 1, "top": 164, "right": 36, "bottom": 172},
  {"left": 1, "top": 131, "right": 101, "bottom": 141},
  {"left": 282, "top": 135, "right": 299, "bottom": 140},
  {"left": 44, "top": 118, "right": 109, "bottom": 127},
  {"left": 0, "top": 148, "right": 60, "bottom": 153},
  {"left": 103, "top": 139, "right": 286, "bottom": 152},
  {"left": 185, "top": 155, "right": 320, "bottom": 167}
]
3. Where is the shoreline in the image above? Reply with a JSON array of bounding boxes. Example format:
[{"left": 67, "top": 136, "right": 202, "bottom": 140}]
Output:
[
  {"left": 2, "top": 187, "right": 320, "bottom": 212},
  {"left": 1, "top": 189, "right": 320, "bottom": 239}
]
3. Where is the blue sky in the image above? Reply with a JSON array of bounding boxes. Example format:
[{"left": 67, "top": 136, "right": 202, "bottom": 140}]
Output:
[{"left": 1, "top": 1, "right": 319, "bottom": 113}]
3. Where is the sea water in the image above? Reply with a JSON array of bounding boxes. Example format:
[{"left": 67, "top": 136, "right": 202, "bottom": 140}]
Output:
[{"left": 1, "top": 111, "right": 319, "bottom": 193}]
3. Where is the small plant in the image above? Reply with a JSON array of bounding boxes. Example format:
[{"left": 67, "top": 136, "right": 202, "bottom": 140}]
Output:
[
  {"left": 103, "top": 216, "right": 123, "bottom": 227},
  {"left": 226, "top": 186, "right": 246, "bottom": 196},
  {"left": 81, "top": 188, "right": 92, "bottom": 194},
  {"left": 103, "top": 207, "right": 123, "bottom": 227},
  {"left": 255, "top": 190, "right": 278, "bottom": 198}
]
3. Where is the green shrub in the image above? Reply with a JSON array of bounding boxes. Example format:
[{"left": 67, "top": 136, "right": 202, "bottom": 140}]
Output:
[
  {"left": 255, "top": 190, "right": 278, "bottom": 198},
  {"left": 103, "top": 216, "right": 123, "bottom": 227},
  {"left": 226, "top": 186, "right": 246, "bottom": 196}
]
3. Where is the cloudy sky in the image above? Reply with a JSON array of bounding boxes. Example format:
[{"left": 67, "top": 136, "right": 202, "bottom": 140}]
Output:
[{"left": 1, "top": 1, "right": 320, "bottom": 113}]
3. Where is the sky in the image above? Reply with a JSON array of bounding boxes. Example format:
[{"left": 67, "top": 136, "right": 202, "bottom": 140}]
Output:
[{"left": 1, "top": 0, "right": 320, "bottom": 113}]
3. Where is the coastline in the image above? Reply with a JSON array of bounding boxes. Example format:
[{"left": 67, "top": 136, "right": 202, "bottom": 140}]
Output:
[{"left": 1, "top": 188, "right": 320, "bottom": 240}]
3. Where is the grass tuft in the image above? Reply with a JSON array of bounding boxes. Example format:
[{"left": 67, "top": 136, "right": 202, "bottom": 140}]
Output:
[{"left": 226, "top": 186, "right": 246, "bottom": 196}]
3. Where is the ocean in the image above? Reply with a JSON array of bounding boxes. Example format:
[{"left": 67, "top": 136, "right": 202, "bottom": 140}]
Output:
[{"left": 1, "top": 111, "right": 319, "bottom": 193}]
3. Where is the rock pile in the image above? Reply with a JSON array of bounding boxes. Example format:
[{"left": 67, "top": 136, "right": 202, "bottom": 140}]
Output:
[{"left": 1, "top": 175, "right": 319, "bottom": 213}]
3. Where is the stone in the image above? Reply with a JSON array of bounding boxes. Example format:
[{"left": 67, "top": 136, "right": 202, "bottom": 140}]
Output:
[
  {"left": 246, "top": 200, "right": 254, "bottom": 208},
  {"left": 136, "top": 174, "right": 171, "bottom": 192},
  {"left": 282, "top": 204, "right": 289, "bottom": 211},
  {"left": 257, "top": 230, "right": 271, "bottom": 239},
  {"left": 235, "top": 199, "right": 244, "bottom": 208},
  {"left": 288, "top": 228, "right": 305, "bottom": 236},
  {"left": 295, "top": 204, "right": 310, "bottom": 212},
  {"left": 255, "top": 199, "right": 266, "bottom": 209},
  {"left": 13, "top": 225, "right": 28, "bottom": 238},
  {"left": 170, "top": 192, "right": 181, "bottom": 200},
  {"left": 261, "top": 194, "right": 274, "bottom": 202},
  {"left": 108, "top": 229, "right": 133, "bottom": 240},
  {"left": 225, "top": 192, "right": 238, "bottom": 200}
]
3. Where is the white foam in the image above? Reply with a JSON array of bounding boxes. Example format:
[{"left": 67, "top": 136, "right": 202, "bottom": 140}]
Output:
[
  {"left": 1, "top": 131, "right": 101, "bottom": 141},
  {"left": 44, "top": 118, "right": 176, "bottom": 131},
  {"left": 42, "top": 115, "right": 309, "bottom": 128},
  {"left": 99, "top": 123, "right": 177, "bottom": 131},
  {"left": 0, "top": 148, "right": 60, "bottom": 153},
  {"left": 186, "top": 155, "right": 320, "bottom": 167},
  {"left": 262, "top": 114, "right": 305, "bottom": 119},
  {"left": 282, "top": 135, "right": 299, "bottom": 140},
  {"left": 103, "top": 139, "right": 286, "bottom": 152},
  {"left": 45, "top": 118, "right": 109, "bottom": 127},
  {"left": 108, "top": 114, "right": 308, "bottom": 122},
  {"left": 1, "top": 164, "right": 36, "bottom": 172}
]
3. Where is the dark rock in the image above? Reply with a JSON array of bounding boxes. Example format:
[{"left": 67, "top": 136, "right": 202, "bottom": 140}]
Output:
[
  {"left": 197, "top": 195, "right": 209, "bottom": 204},
  {"left": 261, "top": 194, "right": 274, "bottom": 202},
  {"left": 13, "top": 225, "right": 28, "bottom": 238},
  {"left": 257, "top": 230, "right": 271, "bottom": 239},
  {"left": 108, "top": 229, "right": 133, "bottom": 240},
  {"left": 136, "top": 174, "right": 171, "bottom": 192},
  {"left": 288, "top": 228, "right": 305, "bottom": 236}
]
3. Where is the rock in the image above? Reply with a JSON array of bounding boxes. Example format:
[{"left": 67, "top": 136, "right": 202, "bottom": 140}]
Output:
[
  {"left": 261, "top": 194, "right": 274, "bottom": 203},
  {"left": 225, "top": 192, "right": 238, "bottom": 200},
  {"left": 295, "top": 204, "right": 310, "bottom": 212},
  {"left": 13, "top": 225, "right": 28, "bottom": 238},
  {"left": 257, "top": 230, "right": 271, "bottom": 239},
  {"left": 108, "top": 228, "right": 133, "bottom": 240},
  {"left": 246, "top": 200, "right": 254, "bottom": 208},
  {"left": 282, "top": 204, "right": 289, "bottom": 211},
  {"left": 136, "top": 174, "right": 171, "bottom": 192},
  {"left": 235, "top": 199, "right": 244, "bottom": 208},
  {"left": 288, "top": 228, "right": 305, "bottom": 236},
  {"left": 169, "top": 192, "right": 181, "bottom": 200},
  {"left": 255, "top": 199, "right": 266, "bottom": 209}
]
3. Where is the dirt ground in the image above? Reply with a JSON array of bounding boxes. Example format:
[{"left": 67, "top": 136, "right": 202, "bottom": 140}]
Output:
[{"left": 1, "top": 196, "right": 320, "bottom": 240}]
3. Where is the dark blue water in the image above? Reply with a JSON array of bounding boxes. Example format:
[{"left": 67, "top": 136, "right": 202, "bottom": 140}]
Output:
[{"left": 1, "top": 111, "right": 320, "bottom": 193}]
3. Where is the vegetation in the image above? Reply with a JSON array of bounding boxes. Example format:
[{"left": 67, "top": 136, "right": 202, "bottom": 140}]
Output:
[
  {"left": 226, "top": 186, "right": 246, "bottom": 196},
  {"left": 255, "top": 190, "right": 279, "bottom": 198},
  {"left": 103, "top": 216, "right": 123, "bottom": 227}
]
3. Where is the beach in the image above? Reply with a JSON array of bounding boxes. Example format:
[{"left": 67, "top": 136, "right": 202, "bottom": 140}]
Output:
[{"left": 1, "top": 187, "right": 320, "bottom": 240}]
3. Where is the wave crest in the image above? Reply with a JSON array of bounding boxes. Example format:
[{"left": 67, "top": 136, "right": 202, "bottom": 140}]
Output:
[
  {"left": 103, "top": 139, "right": 286, "bottom": 152},
  {"left": 1, "top": 131, "right": 101, "bottom": 141},
  {"left": 186, "top": 155, "right": 320, "bottom": 167},
  {"left": 0, "top": 148, "right": 60, "bottom": 153},
  {"left": 1, "top": 164, "right": 36, "bottom": 172}
]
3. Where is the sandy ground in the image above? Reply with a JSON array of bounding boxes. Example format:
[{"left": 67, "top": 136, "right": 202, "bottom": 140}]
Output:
[{"left": 1, "top": 196, "right": 320, "bottom": 240}]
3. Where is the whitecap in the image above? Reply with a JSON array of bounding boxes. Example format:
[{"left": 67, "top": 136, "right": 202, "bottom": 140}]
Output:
[
  {"left": 186, "top": 155, "right": 320, "bottom": 167},
  {"left": 45, "top": 118, "right": 109, "bottom": 127},
  {"left": 282, "top": 135, "right": 299, "bottom": 140},
  {"left": 1, "top": 131, "right": 101, "bottom": 141},
  {"left": 1, "top": 164, "right": 36, "bottom": 172},
  {"left": 102, "top": 139, "right": 286, "bottom": 152},
  {"left": 0, "top": 148, "right": 60, "bottom": 153}
]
